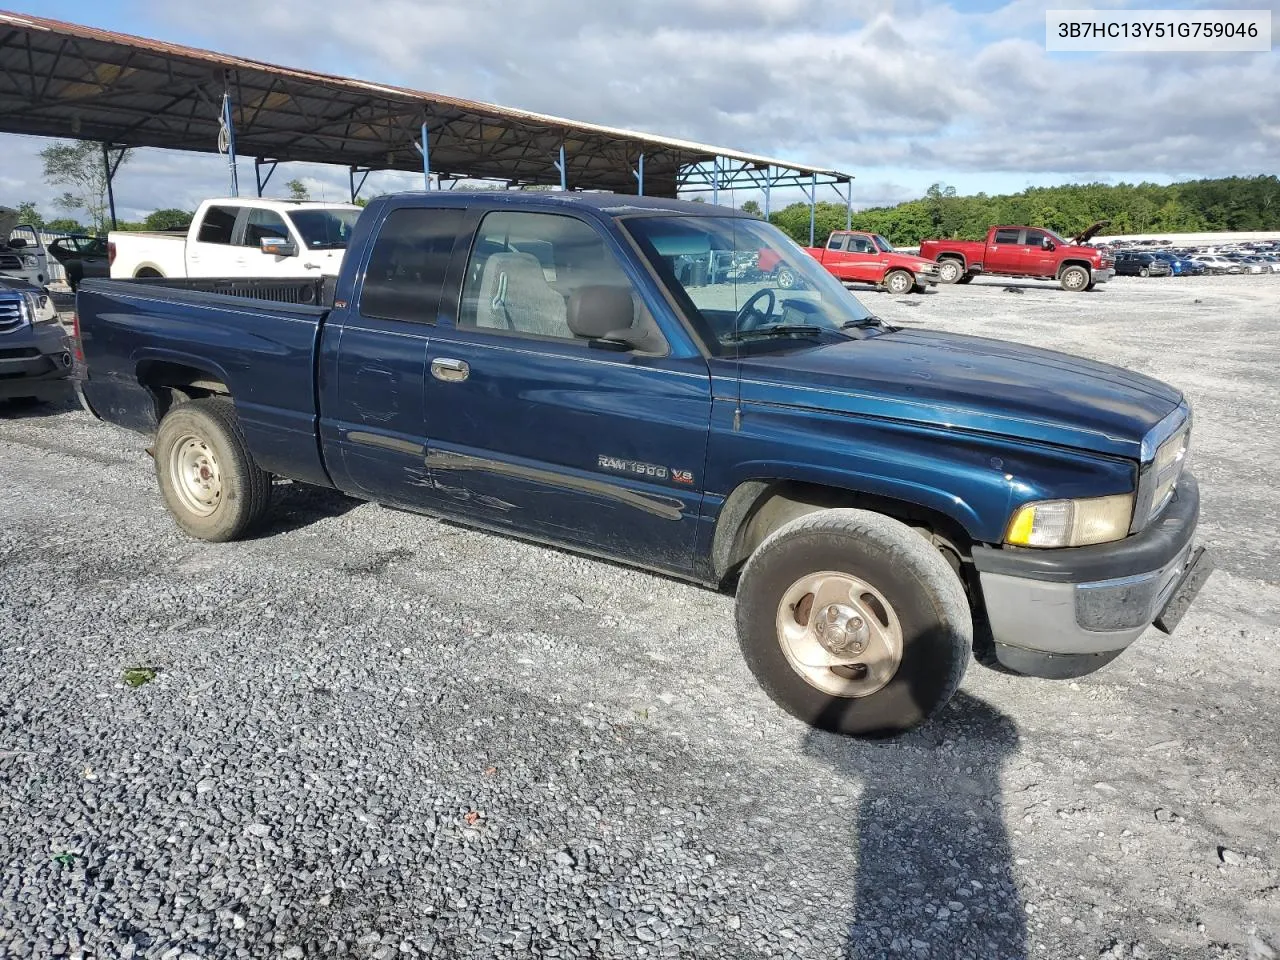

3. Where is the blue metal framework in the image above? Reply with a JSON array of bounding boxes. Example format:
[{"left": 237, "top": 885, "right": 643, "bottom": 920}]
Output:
[{"left": 678, "top": 160, "right": 854, "bottom": 239}]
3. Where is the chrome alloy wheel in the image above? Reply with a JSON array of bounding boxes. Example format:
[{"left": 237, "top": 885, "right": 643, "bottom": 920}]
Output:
[{"left": 775, "top": 571, "right": 904, "bottom": 697}]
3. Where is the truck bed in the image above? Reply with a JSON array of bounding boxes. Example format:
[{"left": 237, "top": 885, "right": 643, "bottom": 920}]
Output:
[{"left": 76, "top": 277, "right": 332, "bottom": 486}]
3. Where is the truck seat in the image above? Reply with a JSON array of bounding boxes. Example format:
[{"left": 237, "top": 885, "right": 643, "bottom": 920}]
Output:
[{"left": 475, "top": 252, "right": 571, "bottom": 339}]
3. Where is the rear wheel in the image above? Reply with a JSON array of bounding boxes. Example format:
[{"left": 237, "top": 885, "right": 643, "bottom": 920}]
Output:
[
  {"left": 936, "top": 259, "right": 963, "bottom": 284},
  {"left": 154, "top": 396, "right": 271, "bottom": 542},
  {"left": 735, "top": 509, "right": 971, "bottom": 737},
  {"left": 775, "top": 266, "right": 798, "bottom": 289},
  {"left": 884, "top": 270, "right": 914, "bottom": 295},
  {"left": 1060, "top": 265, "right": 1089, "bottom": 292}
]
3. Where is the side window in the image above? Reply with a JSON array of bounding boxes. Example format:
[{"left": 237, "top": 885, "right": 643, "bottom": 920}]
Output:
[
  {"left": 241, "top": 208, "right": 290, "bottom": 247},
  {"left": 360, "top": 207, "right": 466, "bottom": 324},
  {"left": 1024, "top": 229, "right": 1048, "bottom": 247},
  {"left": 850, "top": 235, "right": 876, "bottom": 253},
  {"left": 197, "top": 206, "right": 239, "bottom": 245},
  {"left": 458, "top": 211, "right": 662, "bottom": 351},
  {"left": 993, "top": 228, "right": 1021, "bottom": 245},
  {"left": 827, "top": 235, "right": 845, "bottom": 251}
]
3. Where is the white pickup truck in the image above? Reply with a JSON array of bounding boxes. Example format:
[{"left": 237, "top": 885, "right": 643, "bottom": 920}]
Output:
[
  {"left": 0, "top": 206, "right": 51, "bottom": 287},
  {"left": 108, "top": 198, "right": 362, "bottom": 280}
]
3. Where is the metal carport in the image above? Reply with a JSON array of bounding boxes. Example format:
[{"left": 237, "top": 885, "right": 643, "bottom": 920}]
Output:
[{"left": 0, "top": 10, "right": 854, "bottom": 243}]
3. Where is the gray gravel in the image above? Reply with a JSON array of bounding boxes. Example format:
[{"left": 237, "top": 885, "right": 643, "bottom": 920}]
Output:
[{"left": 1, "top": 272, "right": 1278, "bottom": 959}]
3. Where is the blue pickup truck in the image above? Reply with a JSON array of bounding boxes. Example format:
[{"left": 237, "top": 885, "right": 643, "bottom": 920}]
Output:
[{"left": 74, "top": 192, "right": 1210, "bottom": 736}]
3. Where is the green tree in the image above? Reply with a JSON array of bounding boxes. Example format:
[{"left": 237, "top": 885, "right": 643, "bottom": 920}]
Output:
[
  {"left": 740, "top": 199, "right": 762, "bottom": 217},
  {"left": 44, "top": 217, "right": 86, "bottom": 234},
  {"left": 286, "top": 178, "right": 310, "bottom": 201},
  {"left": 15, "top": 201, "right": 44, "bottom": 228},
  {"left": 144, "top": 208, "right": 195, "bottom": 231},
  {"left": 40, "top": 140, "right": 131, "bottom": 233}
]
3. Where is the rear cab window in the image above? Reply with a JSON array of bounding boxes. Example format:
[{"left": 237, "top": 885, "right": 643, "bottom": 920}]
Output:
[
  {"left": 359, "top": 207, "right": 467, "bottom": 324},
  {"left": 196, "top": 206, "right": 240, "bottom": 244}
]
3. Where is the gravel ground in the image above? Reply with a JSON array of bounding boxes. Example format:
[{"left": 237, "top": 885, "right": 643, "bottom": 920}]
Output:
[{"left": 1, "top": 273, "right": 1278, "bottom": 960}]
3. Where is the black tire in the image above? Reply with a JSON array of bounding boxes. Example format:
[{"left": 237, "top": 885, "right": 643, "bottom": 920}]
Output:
[
  {"left": 1060, "top": 265, "right": 1089, "bottom": 292},
  {"left": 154, "top": 397, "right": 271, "bottom": 542},
  {"left": 135, "top": 268, "right": 164, "bottom": 279},
  {"left": 1138, "top": 267, "right": 1149, "bottom": 278},
  {"left": 936, "top": 259, "right": 964, "bottom": 284},
  {"left": 954, "top": 273, "right": 974, "bottom": 284},
  {"left": 1086, "top": 281, "right": 1097, "bottom": 291},
  {"left": 884, "top": 269, "right": 914, "bottom": 295},
  {"left": 775, "top": 266, "right": 798, "bottom": 289},
  {"left": 735, "top": 509, "right": 971, "bottom": 737}
]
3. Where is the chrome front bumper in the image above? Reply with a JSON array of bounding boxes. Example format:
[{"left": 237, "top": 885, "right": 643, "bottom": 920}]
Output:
[{"left": 972, "top": 474, "right": 1208, "bottom": 678}]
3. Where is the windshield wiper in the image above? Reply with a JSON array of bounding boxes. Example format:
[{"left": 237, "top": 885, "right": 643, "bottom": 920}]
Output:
[
  {"left": 723, "top": 324, "right": 851, "bottom": 343},
  {"left": 841, "top": 315, "right": 889, "bottom": 330}
]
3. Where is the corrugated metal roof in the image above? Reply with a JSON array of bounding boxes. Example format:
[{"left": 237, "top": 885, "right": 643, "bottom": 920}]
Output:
[{"left": 0, "top": 11, "right": 852, "bottom": 195}]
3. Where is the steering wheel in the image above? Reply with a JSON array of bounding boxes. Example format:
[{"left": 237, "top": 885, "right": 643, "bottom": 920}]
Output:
[{"left": 735, "top": 288, "right": 776, "bottom": 333}]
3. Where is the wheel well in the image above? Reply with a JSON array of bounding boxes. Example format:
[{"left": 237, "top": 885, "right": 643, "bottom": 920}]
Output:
[
  {"left": 712, "top": 479, "right": 974, "bottom": 585},
  {"left": 136, "top": 360, "right": 230, "bottom": 422},
  {"left": 1057, "top": 259, "right": 1092, "bottom": 277},
  {"left": 134, "top": 266, "right": 164, "bottom": 278},
  {"left": 937, "top": 253, "right": 966, "bottom": 268}
]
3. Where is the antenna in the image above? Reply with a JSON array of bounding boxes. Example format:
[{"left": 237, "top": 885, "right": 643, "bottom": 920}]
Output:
[{"left": 733, "top": 219, "right": 743, "bottom": 432}]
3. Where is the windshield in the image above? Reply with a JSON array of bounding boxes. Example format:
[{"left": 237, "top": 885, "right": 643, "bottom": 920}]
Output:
[
  {"left": 286, "top": 209, "right": 361, "bottom": 250},
  {"left": 873, "top": 234, "right": 895, "bottom": 253},
  {"left": 624, "top": 215, "right": 875, "bottom": 353}
]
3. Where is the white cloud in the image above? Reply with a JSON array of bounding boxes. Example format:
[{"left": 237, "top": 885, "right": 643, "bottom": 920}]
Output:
[{"left": 3, "top": 0, "right": 1276, "bottom": 219}]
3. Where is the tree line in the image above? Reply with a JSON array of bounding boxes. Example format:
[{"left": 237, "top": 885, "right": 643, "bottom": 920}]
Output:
[{"left": 765, "top": 176, "right": 1280, "bottom": 248}]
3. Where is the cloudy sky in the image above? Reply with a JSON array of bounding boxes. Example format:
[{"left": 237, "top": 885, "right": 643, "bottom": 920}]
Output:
[{"left": 2, "top": 0, "right": 1278, "bottom": 222}]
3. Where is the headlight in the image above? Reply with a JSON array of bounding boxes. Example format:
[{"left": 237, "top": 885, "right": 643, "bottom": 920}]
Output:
[
  {"left": 1005, "top": 493, "right": 1134, "bottom": 548},
  {"left": 21, "top": 291, "right": 57, "bottom": 325},
  {"left": 20, "top": 254, "right": 38, "bottom": 269}
]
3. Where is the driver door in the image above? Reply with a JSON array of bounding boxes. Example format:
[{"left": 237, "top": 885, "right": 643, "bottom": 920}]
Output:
[
  {"left": 834, "top": 234, "right": 883, "bottom": 283},
  {"left": 421, "top": 208, "right": 713, "bottom": 574}
]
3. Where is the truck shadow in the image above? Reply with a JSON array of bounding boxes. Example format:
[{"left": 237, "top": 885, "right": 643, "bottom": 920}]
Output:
[
  {"left": 259, "top": 481, "right": 363, "bottom": 537},
  {"left": 803, "top": 691, "right": 1027, "bottom": 959},
  {"left": 0, "top": 389, "right": 77, "bottom": 419}
]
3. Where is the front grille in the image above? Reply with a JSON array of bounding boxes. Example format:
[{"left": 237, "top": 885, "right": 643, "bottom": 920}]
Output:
[
  {"left": 0, "top": 254, "right": 22, "bottom": 271},
  {"left": 0, "top": 347, "right": 39, "bottom": 359},
  {"left": 0, "top": 297, "right": 26, "bottom": 334}
]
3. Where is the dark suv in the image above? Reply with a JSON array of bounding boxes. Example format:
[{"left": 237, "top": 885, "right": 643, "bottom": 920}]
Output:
[
  {"left": 1114, "top": 252, "right": 1172, "bottom": 278},
  {"left": 0, "top": 279, "right": 73, "bottom": 404}
]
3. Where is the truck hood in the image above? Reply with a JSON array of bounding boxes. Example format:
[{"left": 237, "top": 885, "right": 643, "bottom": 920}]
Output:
[
  {"left": 728, "top": 328, "right": 1181, "bottom": 458},
  {"left": 1071, "top": 219, "right": 1111, "bottom": 244}
]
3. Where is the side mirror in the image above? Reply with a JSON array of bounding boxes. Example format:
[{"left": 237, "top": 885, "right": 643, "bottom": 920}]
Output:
[
  {"left": 260, "top": 236, "right": 297, "bottom": 257},
  {"left": 1041, "top": 237, "right": 1055, "bottom": 250},
  {"left": 8, "top": 237, "right": 27, "bottom": 250},
  {"left": 566, "top": 285, "right": 638, "bottom": 350}
]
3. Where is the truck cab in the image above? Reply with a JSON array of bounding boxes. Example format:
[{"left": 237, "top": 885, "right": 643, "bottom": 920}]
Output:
[
  {"left": 108, "top": 198, "right": 362, "bottom": 280},
  {"left": 0, "top": 207, "right": 51, "bottom": 287}
]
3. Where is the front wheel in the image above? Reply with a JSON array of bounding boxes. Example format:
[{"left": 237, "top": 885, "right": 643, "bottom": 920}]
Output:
[
  {"left": 936, "top": 259, "right": 963, "bottom": 284},
  {"left": 775, "top": 265, "right": 799, "bottom": 289},
  {"left": 154, "top": 397, "right": 272, "bottom": 542},
  {"left": 1138, "top": 267, "right": 1150, "bottom": 278},
  {"left": 884, "top": 270, "right": 914, "bottom": 295},
  {"left": 1060, "top": 265, "right": 1090, "bottom": 292},
  {"left": 735, "top": 509, "right": 971, "bottom": 737}
]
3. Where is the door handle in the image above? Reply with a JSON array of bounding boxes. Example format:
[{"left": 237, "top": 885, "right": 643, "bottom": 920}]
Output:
[{"left": 431, "top": 357, "right": 470, "bottom": 383}]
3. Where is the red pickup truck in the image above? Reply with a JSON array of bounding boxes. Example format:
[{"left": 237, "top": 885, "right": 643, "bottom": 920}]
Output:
[
  {"left": 761, "top": 230, "right": 941, "bottom": 295},
  {"left": 920, "top": 222, "right": 1113, "bottom": 292}
]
